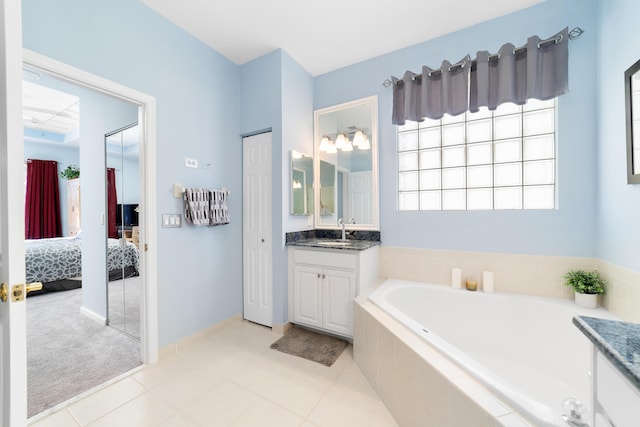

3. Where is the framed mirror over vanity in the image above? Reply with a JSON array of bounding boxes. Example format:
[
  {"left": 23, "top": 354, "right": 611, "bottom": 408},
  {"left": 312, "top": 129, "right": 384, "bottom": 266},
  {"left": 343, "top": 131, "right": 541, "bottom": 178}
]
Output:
[
  {"left": 625, "top": 59, "right": 640, "bottom": 184},
  {"left": 313, "top": 96, "right": 379, "bottom": 230}
]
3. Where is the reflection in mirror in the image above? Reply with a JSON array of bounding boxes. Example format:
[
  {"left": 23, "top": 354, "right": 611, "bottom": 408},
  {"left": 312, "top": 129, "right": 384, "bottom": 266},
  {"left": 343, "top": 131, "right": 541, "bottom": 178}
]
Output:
[
  {"left": 320, "top": 160, "right": 335, "bottom": 214},
  {"left": 314, "top": 96, "right": 378, "bottom": 229},
  {"left": 105, "top": 123, "right": 140, "bottom": 339},
  {"left": 625, "top": 59, "right": 640, "bottom": 184},
  {"left": 290, "top": 151, "right": 314, "bottom": 215}
]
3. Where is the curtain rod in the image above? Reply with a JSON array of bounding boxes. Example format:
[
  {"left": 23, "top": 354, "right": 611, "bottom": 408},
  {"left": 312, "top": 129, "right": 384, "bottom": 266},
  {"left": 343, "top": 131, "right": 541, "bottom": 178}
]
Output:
[{"left": 382, "top": 27, "right": 584, "bottom": 87}]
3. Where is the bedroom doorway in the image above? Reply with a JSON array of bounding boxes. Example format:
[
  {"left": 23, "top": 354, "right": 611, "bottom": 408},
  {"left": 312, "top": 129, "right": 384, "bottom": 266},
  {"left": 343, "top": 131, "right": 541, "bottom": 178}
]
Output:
[
  {"left": 22, "top": 73, "right": 143, "bottom": 418},
  {"left": 20, "top": 50, "right": 158, "bottom": 419}
]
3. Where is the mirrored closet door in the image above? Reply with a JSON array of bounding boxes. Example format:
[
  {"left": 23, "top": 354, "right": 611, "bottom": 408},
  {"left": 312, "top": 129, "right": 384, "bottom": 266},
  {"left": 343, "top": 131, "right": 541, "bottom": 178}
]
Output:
[{"left": 105, "top": 123, "right": 140, "bottom": 339}]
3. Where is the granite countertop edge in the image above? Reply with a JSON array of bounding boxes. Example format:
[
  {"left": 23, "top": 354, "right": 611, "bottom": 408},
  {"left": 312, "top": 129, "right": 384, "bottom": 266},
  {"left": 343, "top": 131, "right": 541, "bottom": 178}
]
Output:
[
  {"left": 286, "top": 238, "right": 381, "bottom": 251},
  {"left": 573, "top": 315, "right": 640, "bottom": 390}
]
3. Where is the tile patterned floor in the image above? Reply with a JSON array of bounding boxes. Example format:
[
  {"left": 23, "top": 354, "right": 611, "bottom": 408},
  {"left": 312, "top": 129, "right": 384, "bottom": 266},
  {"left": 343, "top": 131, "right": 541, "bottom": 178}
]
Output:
[{"left": 30, "top": 321, "right": 398, "bottom": 427}]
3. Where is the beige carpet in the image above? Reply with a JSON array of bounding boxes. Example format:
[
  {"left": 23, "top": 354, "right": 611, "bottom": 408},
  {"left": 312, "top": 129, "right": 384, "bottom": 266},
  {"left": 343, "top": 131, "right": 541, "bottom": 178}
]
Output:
[
  {"left": 27, "top": 288, "right": 141, "bottom": 417},
  {"left": 270, "top": 327, "right": 348, "bottom": 367}
]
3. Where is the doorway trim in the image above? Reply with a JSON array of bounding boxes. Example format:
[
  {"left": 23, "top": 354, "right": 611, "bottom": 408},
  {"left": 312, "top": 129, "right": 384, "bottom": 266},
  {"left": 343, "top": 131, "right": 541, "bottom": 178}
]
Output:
[{"left": 23, "top": 49, "right": 159, "bottom": 364}]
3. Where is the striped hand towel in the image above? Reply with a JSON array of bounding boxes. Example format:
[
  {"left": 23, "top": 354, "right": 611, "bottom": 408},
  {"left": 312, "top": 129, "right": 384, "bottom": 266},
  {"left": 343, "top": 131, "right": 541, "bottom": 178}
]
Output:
[
  {"left": 183, "top": 188, "right": 210, "bottom": 226},
  {"left": 209, "top": 189, "right": 230, "bottom": 226}
]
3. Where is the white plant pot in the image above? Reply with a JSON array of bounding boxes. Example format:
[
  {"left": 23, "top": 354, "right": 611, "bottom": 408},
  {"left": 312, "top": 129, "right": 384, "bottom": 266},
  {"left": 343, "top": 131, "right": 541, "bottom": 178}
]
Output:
[{"left": 575, "top": 292, "right": 598, "bottom": 309}]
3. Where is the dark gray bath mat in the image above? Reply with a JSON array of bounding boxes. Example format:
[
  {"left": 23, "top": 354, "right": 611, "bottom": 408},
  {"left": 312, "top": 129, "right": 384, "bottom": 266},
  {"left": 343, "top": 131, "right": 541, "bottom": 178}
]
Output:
[{"left": 270, "top": 327, "right": 348, "bottom": 367}]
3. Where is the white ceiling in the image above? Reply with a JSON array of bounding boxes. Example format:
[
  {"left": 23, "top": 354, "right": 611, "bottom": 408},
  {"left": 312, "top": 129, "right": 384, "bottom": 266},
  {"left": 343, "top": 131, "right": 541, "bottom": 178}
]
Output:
[
  {"left": 22, "top": 80, "right": 79, "bottom": 135},
  {"left": 141, "top": 0, "right": 543, "bottom": 76},
  {"left": 22, "top": 76, "right": 138, "bottom": 153}
]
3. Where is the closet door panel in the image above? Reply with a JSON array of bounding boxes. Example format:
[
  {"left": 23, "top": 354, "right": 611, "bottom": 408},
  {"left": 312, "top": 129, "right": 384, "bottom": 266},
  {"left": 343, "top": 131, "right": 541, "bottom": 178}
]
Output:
[{"left": 243, "top": 132, "right": 273, "bottom": 327}]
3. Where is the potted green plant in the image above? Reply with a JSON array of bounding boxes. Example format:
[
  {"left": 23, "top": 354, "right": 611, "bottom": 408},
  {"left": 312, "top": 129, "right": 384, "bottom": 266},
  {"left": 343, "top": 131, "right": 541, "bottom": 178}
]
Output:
[
  {"left": 563, "top": 270, "right": 605, "bottom": 308},
  {"left": 59, "top": 165, "right": 80, "bottom": 180}
]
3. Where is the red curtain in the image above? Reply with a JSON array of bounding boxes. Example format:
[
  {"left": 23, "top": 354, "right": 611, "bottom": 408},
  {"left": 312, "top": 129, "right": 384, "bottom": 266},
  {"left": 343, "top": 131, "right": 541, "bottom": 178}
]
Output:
[
  {"left": 25, "top": 159, "right": 63, "bottom": 239},
  {"left": 107, "top": 168, "right": 119, "bottom": 239}
]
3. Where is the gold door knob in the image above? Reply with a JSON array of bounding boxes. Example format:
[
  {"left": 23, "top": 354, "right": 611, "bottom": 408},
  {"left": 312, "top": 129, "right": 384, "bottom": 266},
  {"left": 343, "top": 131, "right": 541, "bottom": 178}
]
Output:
[{"left": 0, "top": 283, "right": 7, "bottom": 303}]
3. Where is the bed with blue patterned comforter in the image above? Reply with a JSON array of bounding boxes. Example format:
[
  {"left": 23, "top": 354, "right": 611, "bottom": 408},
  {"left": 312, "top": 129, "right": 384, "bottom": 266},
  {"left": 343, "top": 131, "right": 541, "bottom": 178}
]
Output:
[{"left": 25, "top": 236, "right": 139, "bottom": 285}]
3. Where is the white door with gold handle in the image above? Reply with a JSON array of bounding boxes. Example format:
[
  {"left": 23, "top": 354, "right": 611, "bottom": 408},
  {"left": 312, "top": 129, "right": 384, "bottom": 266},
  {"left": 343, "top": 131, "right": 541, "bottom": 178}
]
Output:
[{"left": 0, "top": 1, "right": 29, "bottom": 424}]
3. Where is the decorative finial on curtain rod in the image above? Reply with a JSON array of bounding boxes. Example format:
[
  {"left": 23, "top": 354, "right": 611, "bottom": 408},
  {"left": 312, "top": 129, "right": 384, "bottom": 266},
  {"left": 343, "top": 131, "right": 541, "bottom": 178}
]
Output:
[
  {"left": 568, "top": 27, "right": 584, "bottom": 40},
  {"left": 382, "top": 27, "right": 585, "bottom": 87}
]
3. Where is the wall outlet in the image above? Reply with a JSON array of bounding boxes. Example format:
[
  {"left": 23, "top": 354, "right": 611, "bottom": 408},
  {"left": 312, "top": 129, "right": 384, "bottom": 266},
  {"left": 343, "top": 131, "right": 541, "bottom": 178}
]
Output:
[{"left": 184, "top": 157, "right": 198, "bottom": 168}]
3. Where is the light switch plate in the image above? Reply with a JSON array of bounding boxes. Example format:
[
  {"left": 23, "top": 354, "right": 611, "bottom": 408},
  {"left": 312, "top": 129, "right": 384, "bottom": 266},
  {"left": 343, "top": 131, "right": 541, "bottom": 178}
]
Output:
[{"left": 162, "top": 214, "right": 183, "bottom": 228}]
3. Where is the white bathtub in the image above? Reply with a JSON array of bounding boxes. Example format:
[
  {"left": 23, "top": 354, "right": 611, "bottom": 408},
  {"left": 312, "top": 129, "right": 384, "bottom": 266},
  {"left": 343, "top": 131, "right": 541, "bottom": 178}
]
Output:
[{"left": 367, "top": 279, "right": 617, "bottom": 427}]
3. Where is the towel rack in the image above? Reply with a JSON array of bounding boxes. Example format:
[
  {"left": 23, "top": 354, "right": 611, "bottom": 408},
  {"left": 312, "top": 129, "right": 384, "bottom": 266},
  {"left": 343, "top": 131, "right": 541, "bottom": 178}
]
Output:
[{"left": 173, "top": 182, "right": 230, "bottom": 198}]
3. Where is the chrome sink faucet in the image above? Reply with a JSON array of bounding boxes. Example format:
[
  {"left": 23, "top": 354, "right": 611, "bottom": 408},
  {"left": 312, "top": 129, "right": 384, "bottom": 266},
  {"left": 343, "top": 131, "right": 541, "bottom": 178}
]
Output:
[
  {"left": 338, "top": 218, "right": 356, "bottom": 241},
  {"left": 338, "top": 218, "right": 346, "bottom": 241}
]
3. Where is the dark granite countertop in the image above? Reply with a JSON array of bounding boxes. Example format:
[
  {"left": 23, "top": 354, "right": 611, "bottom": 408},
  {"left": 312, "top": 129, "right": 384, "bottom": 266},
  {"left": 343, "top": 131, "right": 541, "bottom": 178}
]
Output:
[
  {"left": 285, "top": 229, "right": 381, "bottom": 251},
  {"left": 573, "top": 316, "right": 640, "bottom": 390},
  {"left": 286, "top": 238, "right": 381, "bottom": 251}
]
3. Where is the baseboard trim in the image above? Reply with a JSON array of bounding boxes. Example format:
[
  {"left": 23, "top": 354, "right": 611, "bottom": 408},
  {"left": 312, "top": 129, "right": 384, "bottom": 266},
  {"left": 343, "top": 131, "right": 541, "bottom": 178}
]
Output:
[
  {"left": 80, "top": 306, "right": 107, "bottom": 325},
  {"left": 158, "top": 313, "right": 243, "bottom": 360},
  {"left": 272, "top": 322, "right": 294, "bottom": 336}
]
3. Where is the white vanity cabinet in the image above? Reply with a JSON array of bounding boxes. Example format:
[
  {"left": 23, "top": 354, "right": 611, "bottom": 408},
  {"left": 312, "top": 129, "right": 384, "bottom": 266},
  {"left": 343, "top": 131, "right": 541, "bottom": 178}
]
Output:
[
  {"left": 288, "top": 245, "right": 378, "bottom": 338},
  {"left": 294, "top": 265, "right": 355, "bottom": 335},
  {"left": 592, "top": 350, "right": 640, "bottom": 427},
  {"left": 574, "top": 316, "right": 640, "bottom": 427}
]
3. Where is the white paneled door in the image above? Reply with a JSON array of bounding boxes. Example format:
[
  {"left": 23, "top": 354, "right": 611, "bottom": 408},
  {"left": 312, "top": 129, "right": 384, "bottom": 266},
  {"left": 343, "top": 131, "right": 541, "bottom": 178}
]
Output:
[
  {"left": 1, "top": 0, "right": 28, "bottom": 425},
  {"left": 349, "top": 171, "right": 372, "bottom": 224},
  {"left": 242, "top": 132, "right": 273, "bottom": 327}
]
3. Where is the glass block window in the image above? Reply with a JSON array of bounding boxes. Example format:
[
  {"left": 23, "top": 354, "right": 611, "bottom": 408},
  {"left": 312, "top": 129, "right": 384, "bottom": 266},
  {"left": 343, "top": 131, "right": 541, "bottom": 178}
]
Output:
[{"left": 397, "top": 99, "right": 556, "bottom": 211}]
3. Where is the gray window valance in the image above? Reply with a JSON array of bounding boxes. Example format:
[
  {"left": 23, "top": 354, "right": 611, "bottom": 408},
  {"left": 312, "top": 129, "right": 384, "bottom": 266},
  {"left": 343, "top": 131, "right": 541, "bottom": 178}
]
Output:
[{"left": 392, "top": 27, "right": 570, "bottom": 126}]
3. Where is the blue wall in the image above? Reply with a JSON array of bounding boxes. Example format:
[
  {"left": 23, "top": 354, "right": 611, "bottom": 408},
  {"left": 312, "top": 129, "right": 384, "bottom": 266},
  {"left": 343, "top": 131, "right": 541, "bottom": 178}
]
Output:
[
  {"left": 280, "top": 51, "right": 314, "bottom": 322},
  {"left": 23, "top": 0, "right": 242, "bottom": 346},
  {"left": 315, "top": 0, "right": 599, "bottom": 257},
  {"left": 595, "top": 0, "right": 640, "bottom": 272},
  {"left": 239, "top": 49, "right": 313, "bottom": 324},
  {"left": 281, "top": 51, "right": 314, "bottom": 233}
]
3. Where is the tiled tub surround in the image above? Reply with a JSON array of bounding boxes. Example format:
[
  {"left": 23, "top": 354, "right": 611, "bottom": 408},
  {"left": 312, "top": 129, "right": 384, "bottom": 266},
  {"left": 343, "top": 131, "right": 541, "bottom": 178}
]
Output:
[
  {"left": 354, "top": 294, "right": 533, "bottom": 427},
  {"left": 596, "top": 259, "right": 640, "bottom": 324},
  {"left": 379, "top": 246, "right": 640, "bottom": 323},
  {"left": 360, "top": 280, "right": 618, "bottom": 426}
]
